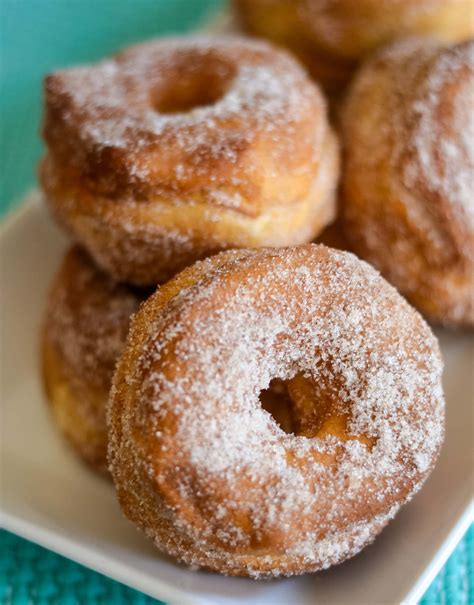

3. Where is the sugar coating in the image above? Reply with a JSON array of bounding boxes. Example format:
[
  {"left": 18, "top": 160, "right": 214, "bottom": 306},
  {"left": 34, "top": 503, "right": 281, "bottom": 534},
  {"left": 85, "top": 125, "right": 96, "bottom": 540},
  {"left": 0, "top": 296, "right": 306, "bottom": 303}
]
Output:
[
  {"left": 41, "top": 35, "right": 338, "bottom": 285},
  {"left": 40, "top": 126, "right": 339, "bottom": 286},
  {"left": 398, "top": 39, "right": 474, "bottom": 229},
  {"left": 342, "top": 37, "right": 474, "bottom": 326},
  {"left": 108, "top": 245, "right": 445, "bottom": 577},
  {"left": 42, "top": 247, "right": 147, "bottom": 472},
  {"left": 44, "top": 35, "right": 325, "bottom": 189},
  {"left": 44, "top": 247, "right": 144, "bottom": 393}
]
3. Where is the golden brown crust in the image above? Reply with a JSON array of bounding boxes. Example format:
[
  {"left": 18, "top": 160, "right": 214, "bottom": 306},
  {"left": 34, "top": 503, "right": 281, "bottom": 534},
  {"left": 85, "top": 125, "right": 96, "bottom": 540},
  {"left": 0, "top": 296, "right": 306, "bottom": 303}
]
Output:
[
  {"left": 234, "top": 0, "right": 353, "bottom": 93},
  {"left": 341, "top": 38, "right": 474, "bottom": 327},
  {"left": 108, "top": 245, "right": 444, "bottom": 577},
  {"left": 39, "top": 127, "right": 338, "bottom": 285},
  {"left": 301, "top": 0, "right": 474, "bottom": 59},
  {"left": 234, "top": 0, "right": 474, "bottom": 92},
  {"left": 41, "top": 246, "right": 145, "bottom": 474},
  {"left": 41, "top": 36, "right": 339, "bottom": 284}
]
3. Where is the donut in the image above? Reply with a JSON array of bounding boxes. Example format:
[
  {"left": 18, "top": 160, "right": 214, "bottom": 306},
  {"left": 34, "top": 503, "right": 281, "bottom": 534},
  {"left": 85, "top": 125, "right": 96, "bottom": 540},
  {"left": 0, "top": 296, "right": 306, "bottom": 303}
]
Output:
[
  {"left": 108, "top": 244, "right": 444, "bottom": 577},
  {"left": 314, "top": 219, "right": 351, "bottom": 252},
  {"left": 234, "top": 0, "right": 474, "bottom": 92},
  {"left": 233, "top": 0, "right": 353, "bottom": 93},
  {"left": 41, "top": 247, "right": 146, "bottom": 474},
  {"left": 341, "top": 38, "right": 474, "bottom": 327},
  {"left": 40, "top": 35, "right": 339, "bottom": 286}
]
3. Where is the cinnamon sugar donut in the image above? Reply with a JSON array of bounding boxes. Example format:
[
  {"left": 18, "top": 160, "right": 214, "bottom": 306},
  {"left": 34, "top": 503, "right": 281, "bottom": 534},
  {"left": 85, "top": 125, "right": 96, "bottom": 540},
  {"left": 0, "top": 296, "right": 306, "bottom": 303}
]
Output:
[
  {"left": 234, "top": 0, "right": 474, "bottom": 92},
  {"left": 41, "top": 247, "right": 145, "bottom": 474},
  {"left": 108, "top": 244, "right": 444, "bottom": 577},
  {"left": 342, "top": 38, "right": 474, "bottom": 327},
  {"left": 40, "top": 36, "right": 339, "bottom": 286}
]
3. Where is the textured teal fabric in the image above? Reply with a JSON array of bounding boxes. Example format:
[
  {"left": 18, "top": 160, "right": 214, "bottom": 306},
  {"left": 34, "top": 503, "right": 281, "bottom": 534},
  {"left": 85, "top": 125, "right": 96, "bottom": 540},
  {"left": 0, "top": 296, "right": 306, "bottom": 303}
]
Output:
[{"left": 0, "top": 1, "right": 472, "bottom": 603}]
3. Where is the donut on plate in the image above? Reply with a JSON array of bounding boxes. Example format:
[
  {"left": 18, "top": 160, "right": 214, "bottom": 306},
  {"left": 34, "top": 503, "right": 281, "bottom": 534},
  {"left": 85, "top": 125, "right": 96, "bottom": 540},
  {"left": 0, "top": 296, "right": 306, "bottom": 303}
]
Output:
[
  {"left": 234, "top": 0, "right": 474, "bottom": 93},
  {"left": 341, "top": 38, "right": 474, "bottom": 327},
  {"left": 108, "top": 244, "right": 444, "bottom": 577},
  {"left": 40, "top": 36, "right": 339, "bottom": 286},
  {"left": 41, "top": 246, "right": 146, "bottom": 474}
]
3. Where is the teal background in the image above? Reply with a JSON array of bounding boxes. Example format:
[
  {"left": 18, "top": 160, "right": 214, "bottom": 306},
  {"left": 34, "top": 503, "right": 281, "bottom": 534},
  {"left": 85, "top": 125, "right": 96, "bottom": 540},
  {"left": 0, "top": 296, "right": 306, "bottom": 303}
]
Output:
[
  {"left": 0, "top": 1, "right": 471, "bottom": 603},
  {"left": 0, "top": 0, "right": 222, "bottom": 213}
]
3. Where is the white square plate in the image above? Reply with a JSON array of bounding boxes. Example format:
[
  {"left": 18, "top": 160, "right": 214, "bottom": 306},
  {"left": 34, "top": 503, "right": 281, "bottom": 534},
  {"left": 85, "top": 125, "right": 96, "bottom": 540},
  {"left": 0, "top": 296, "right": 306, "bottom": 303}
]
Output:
[{"left": 1, "top": 193, "right": 473, "bottom": 605}]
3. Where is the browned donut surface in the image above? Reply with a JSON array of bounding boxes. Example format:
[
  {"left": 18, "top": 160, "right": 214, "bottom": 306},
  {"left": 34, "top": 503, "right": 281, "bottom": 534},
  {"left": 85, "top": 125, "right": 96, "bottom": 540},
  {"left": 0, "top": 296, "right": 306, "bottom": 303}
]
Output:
[
  {"left": 41, "top": 246, "right": 146, "bottom": 474},
  {"left": 301, "top": 0, "right": 474, "bottom": 60},
  {"left": 41, "top": 35, "right": 339, "bottom": 285},
  {"left": 342, "top": 38, "right": 474, "bottom": 327},
  {"left": 234, "top": 0, "right": 474, "bottom": 92},
  {"left": 108, "top": 244, "right": 444, "bottom": 577}
]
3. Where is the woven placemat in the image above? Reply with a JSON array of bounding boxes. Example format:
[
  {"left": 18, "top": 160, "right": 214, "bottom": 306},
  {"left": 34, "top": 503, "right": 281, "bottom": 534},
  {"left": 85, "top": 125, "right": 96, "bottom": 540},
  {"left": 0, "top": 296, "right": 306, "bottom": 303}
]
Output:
[{"left": 1, "top": 528, "right": 472, "bottom": 604}]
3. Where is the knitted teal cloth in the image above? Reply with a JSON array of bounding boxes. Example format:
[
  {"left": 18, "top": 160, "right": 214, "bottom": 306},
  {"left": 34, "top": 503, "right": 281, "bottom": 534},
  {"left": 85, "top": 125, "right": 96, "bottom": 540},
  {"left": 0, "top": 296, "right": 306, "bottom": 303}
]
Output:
[{"left": 0, "top": 1, "right": 472, "bottom": 603}]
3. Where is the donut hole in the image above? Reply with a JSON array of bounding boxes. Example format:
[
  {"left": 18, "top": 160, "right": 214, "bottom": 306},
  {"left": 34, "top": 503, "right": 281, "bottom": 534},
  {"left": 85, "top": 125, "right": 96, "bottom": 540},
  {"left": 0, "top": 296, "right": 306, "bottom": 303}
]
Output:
[
  {"left": 259, "top": 375, "right": 338, "bottom": 437},
  {"left": 151, "top": 56, "right": 235, "bottom": 114},
  {"left": 259, "top": 379, "right": 296, "bottom": 434}
]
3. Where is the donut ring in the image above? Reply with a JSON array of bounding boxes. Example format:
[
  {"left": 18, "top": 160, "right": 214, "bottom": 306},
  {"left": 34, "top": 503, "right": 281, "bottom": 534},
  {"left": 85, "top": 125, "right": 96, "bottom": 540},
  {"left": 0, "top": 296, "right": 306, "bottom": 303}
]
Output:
[
  {"left": 341, "top": 38, "right": 474, "bottom": 327},
  {"left": 234, "top": 0, "right": 474, "bottom": 93},
  {"left": 108, "top": 244, "right": 444, "bottom": 577},
  {"left": 40, "top": 36, "right": 339, "bottom": 286},
  {"left": 41, "top": 247, "right": 145, "bottom": 474}
]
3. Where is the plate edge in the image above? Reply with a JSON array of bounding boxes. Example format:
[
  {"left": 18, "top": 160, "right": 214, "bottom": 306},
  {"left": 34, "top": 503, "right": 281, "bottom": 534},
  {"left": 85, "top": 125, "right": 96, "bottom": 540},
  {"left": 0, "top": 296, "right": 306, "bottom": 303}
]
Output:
[{"left": 401, "top": 501, "right": 473, "bottom": 605}]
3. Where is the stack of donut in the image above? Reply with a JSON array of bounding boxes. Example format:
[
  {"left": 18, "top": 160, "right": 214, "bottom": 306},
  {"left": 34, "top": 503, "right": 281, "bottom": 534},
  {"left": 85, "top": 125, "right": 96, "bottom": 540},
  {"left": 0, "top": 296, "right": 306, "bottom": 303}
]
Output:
[{"left": 39, "top": 15, "right": 473, "bottom": 577}]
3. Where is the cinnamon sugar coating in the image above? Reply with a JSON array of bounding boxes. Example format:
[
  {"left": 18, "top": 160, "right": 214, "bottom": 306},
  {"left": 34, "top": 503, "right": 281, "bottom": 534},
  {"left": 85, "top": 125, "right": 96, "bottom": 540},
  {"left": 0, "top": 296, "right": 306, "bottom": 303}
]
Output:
[
  {"left": 40, "top": 35, "right": 339, "bottom": 285},
  {"left": 342, "top": 38, "right": 474, "bottom": 327},
  {"left": 41, "top": 247, "right": 146, "bottom": 474},
  {"left": 108, "top": 245, "right": 444, "bottom": 577},
  {"left": 234, "top": 0, "right": 474, "bottom": 93}
]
